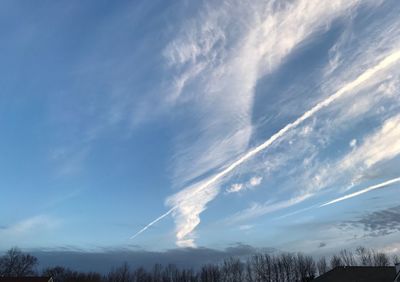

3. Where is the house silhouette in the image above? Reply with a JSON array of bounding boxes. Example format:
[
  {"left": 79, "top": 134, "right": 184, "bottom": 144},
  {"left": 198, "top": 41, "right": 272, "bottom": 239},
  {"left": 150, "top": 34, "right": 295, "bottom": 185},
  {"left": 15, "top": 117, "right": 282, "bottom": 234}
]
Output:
[
  {"left": 0, "top": 277, "right": 53, "bottom": 282},
  {"left": 313, "top": 266, "right": 398, "bottom": 282}
]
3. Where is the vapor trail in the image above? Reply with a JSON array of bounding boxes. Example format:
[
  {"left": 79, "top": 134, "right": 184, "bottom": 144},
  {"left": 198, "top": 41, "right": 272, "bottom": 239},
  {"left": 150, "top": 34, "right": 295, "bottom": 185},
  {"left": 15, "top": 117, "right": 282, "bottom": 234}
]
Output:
[
  {"left": 320, "top": 177, "right": 400, "bottom": 207},
  {"left": 280, "top": 177, "right": 400, "bottom": 219},
  {"left": 131, "top": 50, "right": 400, "bottom": 240},
  {"left": 130, "top": 207, "right": 176, "bottom": 239}
]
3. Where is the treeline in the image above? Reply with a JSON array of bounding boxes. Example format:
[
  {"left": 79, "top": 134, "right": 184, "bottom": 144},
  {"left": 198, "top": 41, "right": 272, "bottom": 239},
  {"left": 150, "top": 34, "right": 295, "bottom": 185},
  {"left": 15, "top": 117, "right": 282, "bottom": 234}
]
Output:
[{"left": 0, "top": 246, "right": 399, "bottom": 282}]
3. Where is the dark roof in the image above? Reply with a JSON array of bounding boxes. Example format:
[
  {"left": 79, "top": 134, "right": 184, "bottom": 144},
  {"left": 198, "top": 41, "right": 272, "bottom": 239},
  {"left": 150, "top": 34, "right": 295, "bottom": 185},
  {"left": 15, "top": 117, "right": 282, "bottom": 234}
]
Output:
[
  {"left": 313, "top": 266, "right": 396, "bottom": 282},
  {"left": 0, "top": 278, "right": 52, "bottom": 282}
]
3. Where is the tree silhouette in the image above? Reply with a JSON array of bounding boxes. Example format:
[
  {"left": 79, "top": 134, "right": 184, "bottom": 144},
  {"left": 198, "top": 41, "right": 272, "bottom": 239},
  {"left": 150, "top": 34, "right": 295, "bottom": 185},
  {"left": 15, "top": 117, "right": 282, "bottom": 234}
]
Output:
[
  {"left": 0, "top": 246, "right": 398, "bottom": 281},
  {"left": 0, "top": 247, "right": 38, "bottom": 277}
]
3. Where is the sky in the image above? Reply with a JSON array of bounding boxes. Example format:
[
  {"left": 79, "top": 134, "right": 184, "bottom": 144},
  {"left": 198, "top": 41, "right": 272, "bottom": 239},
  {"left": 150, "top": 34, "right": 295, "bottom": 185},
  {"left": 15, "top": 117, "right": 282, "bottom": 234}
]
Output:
[{"left": 1, "top": 0, "right": 400, "bottom": 269}]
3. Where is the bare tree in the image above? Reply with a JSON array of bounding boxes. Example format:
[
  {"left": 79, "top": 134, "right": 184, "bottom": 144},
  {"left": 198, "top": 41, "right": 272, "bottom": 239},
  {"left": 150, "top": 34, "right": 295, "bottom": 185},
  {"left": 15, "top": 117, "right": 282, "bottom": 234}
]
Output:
[
  {"left": 152, "top": 263, "right": 162, "bottom": 282},
  {"left": 0, "top": 247, "right": 38, "bottom": 277},
  {"left": 392, "top": 254, "right": 400, "bottom": 265},
  {"left": 162, "top": 264, "right": 180, "bottom": 282},
  {"left": 244, "top": 259, "right": 253, "bottom": 282},
  {"left": 316, "top": 257, "right": 328, "bottom": 276},
  {"left": 221, "top": 257, "right": 244, "bottom": 282},
  {"left": 107, "top": 262, "right": 132, "bottom": 282},
  {"left": 296, "top": 253, "right": 316, "bottom": 282},
  {"left": 200, "top": 264, "right": 220, "bottom": 282},
  {"left": 85, "top": 272, "right": 102, "bottom": 282},
  {"left": 355, "top": 246, "right": 373, "bottom": 266},
  {"left": 373, "top": 252, "right": 390, "bottom": 266},
  {"left": 339, "top": 249, "right": 356, "bottom": 266},
  {"left": 132, "top": 267, "right": 151, "bottom": 282},
  {"left": 280, "top": 253, "right": 295, "bottom": 282},
  {"left": 330, "top": 255, "right": 343, "bottom": 269},
  {"left": 257, "top": 254, "right": 270, "bottom": 282},
  {"left": 3, "top": 245, "right": 399, "bottom": 282},
  {"left": 42, "top": 266, "right": 71, "bottom": 282},
  {"left": 43, "top": 266, "right": 102, "bottom": 282},
  {"left": 249, "top": 253, "right": 271, "bottom": 282}
]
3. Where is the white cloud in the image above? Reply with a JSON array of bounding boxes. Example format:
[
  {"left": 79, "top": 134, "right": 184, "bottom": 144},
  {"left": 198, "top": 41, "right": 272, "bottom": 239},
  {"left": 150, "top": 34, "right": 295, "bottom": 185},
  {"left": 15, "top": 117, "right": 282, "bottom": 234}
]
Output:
[
  {"left": 299, "top": 112, "right": 400, "bottom": 198},
  {"left": 378, "top": 242, "right": 400, "bottom": 254},
  {"left": 226, "top": 183, "right": 244, "bottom": 194},
  {"left": 166, "top": 179, "right": 220, "bottom": 247},
  {"left": 329, "top": 113, "right": 400, "bottom": 187},
  {"left": 221, "top": 53, "right": 400, "bottom": 228},
  {"left": 349, "top": 139, "right": 357, "bottom": 148},
  {"left": 165, "top": 0, "right": 373, "bottom": 188},
  {"left": 249, "top": 176, "right": 263, "bottom": 187},
  {"left": 225, "top": 176, "right": 263, "bottom": 194},
  {"left": 357, "top": 115, "right": 400, "bottom": 168},
  {"left": 378, "top": 78, "right": 398, "bottom": 98},
  {"left": 163, "top": 0, "right": 369, "bottom": 247},
  {"left": 214, "top": 1, "right": 400, "bottom": 248},
  {"left": 0, "top": 215, "right": 59, "bottom": 248},
  {"left": 162, "top": 49, "right": 400, "bottom": 247},
  {"left": 0, "top": 216, "right": 56, "bottom": 236},
  {"left": 239, "top": 225, "right": 254, "bottom": 231},
  {"left": 130, "top": 0, "right": 400, "bottom": 246}
]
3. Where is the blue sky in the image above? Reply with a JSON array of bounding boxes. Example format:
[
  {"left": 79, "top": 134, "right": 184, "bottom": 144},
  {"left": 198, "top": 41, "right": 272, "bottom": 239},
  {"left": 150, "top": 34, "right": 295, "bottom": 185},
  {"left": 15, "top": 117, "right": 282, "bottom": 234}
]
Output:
[{"left": 1, "top": 0, "right": 400, "bottom": 259}]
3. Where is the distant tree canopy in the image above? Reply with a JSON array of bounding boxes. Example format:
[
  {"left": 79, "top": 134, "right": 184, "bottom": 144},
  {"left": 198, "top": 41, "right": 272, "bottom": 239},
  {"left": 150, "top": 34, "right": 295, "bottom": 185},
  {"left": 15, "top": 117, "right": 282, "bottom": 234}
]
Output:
[
  {"left": 0, "top": 246, "right": 398, "bottom": 281},
  {"left": 0, "top": 247, "right": 38, "bottom": 277}
]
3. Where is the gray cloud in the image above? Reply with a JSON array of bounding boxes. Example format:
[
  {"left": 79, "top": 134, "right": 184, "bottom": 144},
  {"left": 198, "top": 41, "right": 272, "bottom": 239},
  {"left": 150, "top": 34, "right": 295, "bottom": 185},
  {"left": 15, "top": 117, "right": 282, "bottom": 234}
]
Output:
[
  {"left": 344, "top": 205, "right": 400, "bottom": 237},
  {"left": 31, "top": 243, "right": 275, "bottom": 274},
  {"left": 318, "top": 242, "right": 327, "bottom": 248}
]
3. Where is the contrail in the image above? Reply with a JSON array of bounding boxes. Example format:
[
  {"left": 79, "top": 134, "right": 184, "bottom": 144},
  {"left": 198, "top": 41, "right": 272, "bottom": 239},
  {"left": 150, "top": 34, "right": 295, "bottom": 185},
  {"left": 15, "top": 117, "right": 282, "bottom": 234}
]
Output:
[
  {"left": 131, "top": 50, "right": 400, "bottom": 239},
  {"left": 320, "top": 177, "right": 400, "bottom": 207},
  {"left": 130, "top": 207, "right": 176, "bottom": 239},
  {"left": 279, "top": 177, "right": 400, "bottom": 219}
]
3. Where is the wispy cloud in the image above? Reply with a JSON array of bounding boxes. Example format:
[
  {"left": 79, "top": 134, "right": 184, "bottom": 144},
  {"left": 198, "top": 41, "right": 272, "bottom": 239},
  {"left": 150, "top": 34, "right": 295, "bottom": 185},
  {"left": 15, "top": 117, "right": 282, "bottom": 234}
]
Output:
[
  {"left": 226, "top": 183, "right": 244, "bottom": 194},
  {"left": 167, "top": 49, "right": 400, "bottom": 246},
  {"left": 125, "top": 0, "right": 399, "bottom": 247},
  {"left": 133, "top": 48, "right": 400, "bottom": 246},
  {"left": 165, "top": 1, "right": 370, "bottom": 183},
  {"left": 239, "top": 137, "right": 400, "bottom": 222},
  {"left": 239, "top": 225, "right": 254, "bottom": 231},
  {"left": 225, "top": 176, "right": 263, "bottom": 194},
  {"left": 307, "top": 113, "right": 400, "bottom": 193},
  {"left": 166, "top": 0, "right": 367, "bottom": 188},
  {"left": 163, "top": 0, "right": 400, "bottom": 247},
  {"left": 339, "top": 114, "right": 400, "bottom": 171},
  {"left": 0, "top": 215, "right": 59, "bottom": 248},
  {"left": 0, "top": 215, "right": 57, "bottom": 236},
  {"left": 227, "top": 194, "right": 312, "bottom": 225}
]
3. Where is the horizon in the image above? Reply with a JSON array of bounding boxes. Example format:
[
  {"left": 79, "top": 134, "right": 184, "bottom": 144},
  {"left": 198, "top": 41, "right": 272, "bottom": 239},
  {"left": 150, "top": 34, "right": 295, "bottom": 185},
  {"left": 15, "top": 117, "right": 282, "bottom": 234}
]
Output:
[
  {"left": 1, "top": 0, "right": 400, "bottom": 272},
  {"left": 1, "top": 245, "right": 399, "bottom": 275}
]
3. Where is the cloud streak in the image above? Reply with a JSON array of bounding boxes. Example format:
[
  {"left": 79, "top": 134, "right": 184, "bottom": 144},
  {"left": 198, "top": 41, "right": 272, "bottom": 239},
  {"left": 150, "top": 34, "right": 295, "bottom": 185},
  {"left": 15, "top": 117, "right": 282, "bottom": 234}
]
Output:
[
  {"left": 167, "top": 49, "right": 400, "bottom": 245},
  {"left": 132, "top": 49, "right": 400, "bottom": 245},
  {"left": 162, "top": 0, "right": 372, "bottom": 247},
  {"left": 320, "top": 177, "right": 400, "bottom": 207}
]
